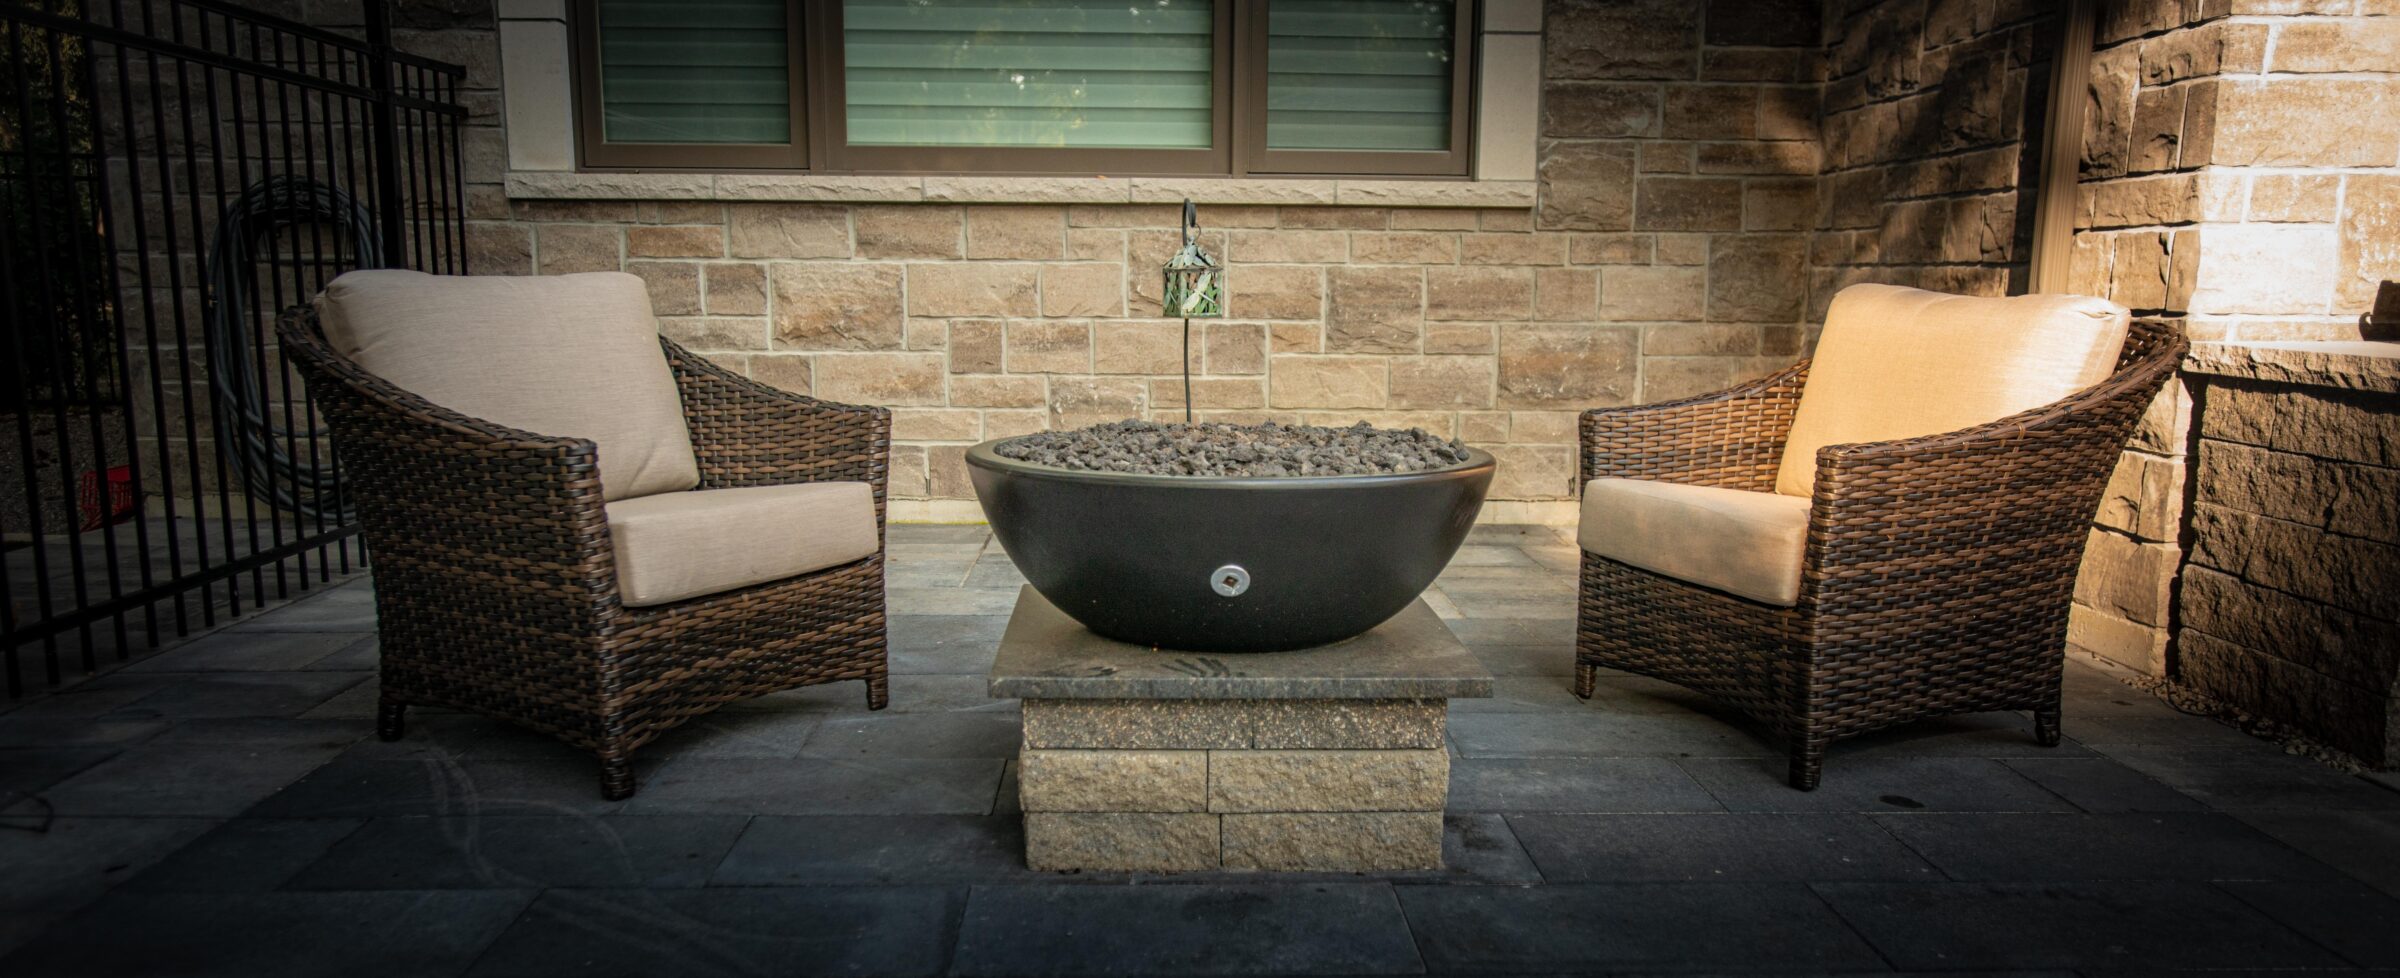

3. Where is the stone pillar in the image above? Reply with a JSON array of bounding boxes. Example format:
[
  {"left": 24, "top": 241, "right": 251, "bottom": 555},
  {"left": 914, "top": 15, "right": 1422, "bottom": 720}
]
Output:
[
  {"left": 1017, "top": 699, "right": 1452, "bottom": 872},
  {"left": 990, "top": 587, "right": 1492, "bottom": 873},
  {"left": 2176, "top": 342, "right": 2400, "bottom": 767},
  {"left": 2065, "top": 1, "right": 2400, "bottom": 674}
]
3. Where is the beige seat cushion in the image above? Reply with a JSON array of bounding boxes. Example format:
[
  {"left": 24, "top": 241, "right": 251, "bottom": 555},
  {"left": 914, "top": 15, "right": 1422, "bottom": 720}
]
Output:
[
  {"left": 316, "top": 269, "right": 699, "bottom": 501},
  {"left": 1579, "top": 478, "right": 1811, "bottom": 607},
  {"left": 1775, "top": 284, "right": 2130, "bottom": 498},
  {"left": 606, "top": 482, "right": 879, "bottom": 607}
]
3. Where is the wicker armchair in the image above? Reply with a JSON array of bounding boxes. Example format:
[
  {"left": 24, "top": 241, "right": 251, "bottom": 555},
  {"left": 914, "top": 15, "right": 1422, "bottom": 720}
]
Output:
[
  {"left": 1575, "top": 292, "right": 2186, "bottom": 790},
  {"left": 278, "top": 280, "right": 890, "bottom": 800}
]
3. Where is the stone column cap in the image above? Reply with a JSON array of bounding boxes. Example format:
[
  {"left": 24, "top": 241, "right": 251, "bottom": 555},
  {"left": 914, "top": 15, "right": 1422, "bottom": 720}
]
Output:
[
  {"left": 988, "top": 586, "right": 1494, "bottom": 701},
  {"left": 2186, "top": 341, "right": 2400, "bottom": 394}
]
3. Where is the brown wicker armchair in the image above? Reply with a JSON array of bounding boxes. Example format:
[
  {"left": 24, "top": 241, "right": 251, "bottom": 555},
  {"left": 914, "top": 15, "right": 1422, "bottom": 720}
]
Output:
[
  {"left": 1575, "top": 288, "right": 2186, "bottom": 790},
  {"left": 278, "top": 274, "right": 890, "bottom": 800}
]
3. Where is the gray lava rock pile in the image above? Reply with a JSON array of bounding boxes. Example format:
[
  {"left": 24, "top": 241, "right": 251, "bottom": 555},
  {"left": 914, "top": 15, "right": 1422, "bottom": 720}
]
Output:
[{"left": 995, "top": 420, "right": 1474, "bottom": 477}]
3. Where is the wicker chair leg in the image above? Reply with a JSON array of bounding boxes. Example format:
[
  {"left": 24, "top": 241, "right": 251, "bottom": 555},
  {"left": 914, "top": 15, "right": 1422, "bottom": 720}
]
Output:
[
  {"left": 599, "top": 753, "right": 637, "bottom": 801},
  {"left": 1573, "top": 661, "right": 1598, "bottom": 700},
  {"left": 2034, "top": 701, "right": 2064, "bottom": 748},
  {"left": 376, "top": 698, "right": 407, "bottom": 742},
  {"left": 865, "top": 669, "right": 890, "bottom": 711},
  {"left": 1787, "top": 739, "right": 1827, "bottom": 791}
]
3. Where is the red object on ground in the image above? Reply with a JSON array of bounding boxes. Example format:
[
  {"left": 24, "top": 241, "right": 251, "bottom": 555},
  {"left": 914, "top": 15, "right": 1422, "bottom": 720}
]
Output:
[{"left": 76, "top": 465, "right": 137, "bottom": 531}]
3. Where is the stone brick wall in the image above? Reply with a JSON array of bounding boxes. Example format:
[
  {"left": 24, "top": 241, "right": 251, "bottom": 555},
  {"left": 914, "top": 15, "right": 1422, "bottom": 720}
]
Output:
[
  {"left": 442, "top": 0, "right": 1854, "bottom": 514},
  {"left": 1810, "top": 0, "right": 2057, "bottom": 320},
  {"left": 2176, "top": 346, "right": 2400, "bottom": 766},
  {"left": 2064, "top": 0, "right": 2400, "bottom": 673}
]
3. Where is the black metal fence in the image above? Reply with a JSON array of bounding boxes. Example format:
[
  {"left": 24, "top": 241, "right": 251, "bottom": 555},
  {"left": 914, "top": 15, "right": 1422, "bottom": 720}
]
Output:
[{"left": 1, "top": 0, "right": 466, "bottom": 695}]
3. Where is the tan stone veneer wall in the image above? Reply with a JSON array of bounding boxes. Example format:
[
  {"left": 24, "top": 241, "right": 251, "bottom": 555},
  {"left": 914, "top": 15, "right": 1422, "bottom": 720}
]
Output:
[
  {"left": 2062, "top": 0, "right": 2400, "bottom": 673},
  {"left": 465, "top": 0, "right": 1839, "bottom": 518}
]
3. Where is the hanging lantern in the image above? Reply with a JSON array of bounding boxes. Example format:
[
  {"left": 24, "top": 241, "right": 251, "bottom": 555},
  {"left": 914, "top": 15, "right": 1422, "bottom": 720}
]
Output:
[{"left": 1161, "top": 199, "right": 1224, "bottom": 319}]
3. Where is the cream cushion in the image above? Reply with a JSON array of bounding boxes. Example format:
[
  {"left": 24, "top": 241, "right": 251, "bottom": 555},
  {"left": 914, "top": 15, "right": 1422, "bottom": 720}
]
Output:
[
  {"left": 1774, "top": 284, "right": 2130, "bottom": 498},
  {"left": 606, "top": 483, "right": 879, "bottom": 607},
  {"left": 1579, "top": 478, "right": 1811, "bottom": 607},
  {"left": 315, "top": 269, "right": 699, "bottom": 502}
]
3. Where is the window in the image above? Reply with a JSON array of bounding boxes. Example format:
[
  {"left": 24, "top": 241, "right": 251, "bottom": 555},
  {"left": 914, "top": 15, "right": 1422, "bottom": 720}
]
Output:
[{"left": 572, "top": 0, "right": 1474, "bottom": 177}]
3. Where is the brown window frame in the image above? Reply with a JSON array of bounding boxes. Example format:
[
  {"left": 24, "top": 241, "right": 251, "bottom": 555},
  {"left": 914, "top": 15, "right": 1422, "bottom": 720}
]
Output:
[
  {"left": 1236, "top": 0, "right": 1475, "bottom": 177},
  {"left": 572, "top": 0, "right": 1475, "bottom": 179},
  {"left": 572, "top": 1, "right": 810, "bottom": 170}
]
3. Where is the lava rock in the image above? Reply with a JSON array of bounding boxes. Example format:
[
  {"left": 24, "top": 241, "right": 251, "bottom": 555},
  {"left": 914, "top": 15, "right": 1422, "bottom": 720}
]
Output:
[{"left": 995, "top": 420, "right": 1473, "bottom": 477}]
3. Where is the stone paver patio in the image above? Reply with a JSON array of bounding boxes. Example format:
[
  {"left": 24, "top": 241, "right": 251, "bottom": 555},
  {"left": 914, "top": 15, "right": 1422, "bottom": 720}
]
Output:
[{"left": 3, "top": 523, "right": 2398, "bottom": 976}]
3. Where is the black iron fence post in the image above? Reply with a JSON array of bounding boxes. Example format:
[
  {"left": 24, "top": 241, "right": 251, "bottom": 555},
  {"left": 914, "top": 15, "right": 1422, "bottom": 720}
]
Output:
[{"left": 362, "top": 1, "right": 407, "bottom": 267}]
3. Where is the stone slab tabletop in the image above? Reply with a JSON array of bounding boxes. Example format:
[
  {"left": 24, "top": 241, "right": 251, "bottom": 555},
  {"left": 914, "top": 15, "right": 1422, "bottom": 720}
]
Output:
[{"left": 988, "top": 586, "right": 1493, "bottom": 701}]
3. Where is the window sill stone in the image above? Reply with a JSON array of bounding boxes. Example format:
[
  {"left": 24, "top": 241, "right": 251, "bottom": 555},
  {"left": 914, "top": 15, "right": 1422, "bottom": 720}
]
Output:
[{"left": 504, "top": 171, "right": 1535, "bottom": 209}]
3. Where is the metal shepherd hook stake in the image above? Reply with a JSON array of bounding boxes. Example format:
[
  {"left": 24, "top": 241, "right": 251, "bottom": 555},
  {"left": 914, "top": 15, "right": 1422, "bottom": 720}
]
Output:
[{"left": 1162, "top": 198, "right": 1225, "bottom": 424}]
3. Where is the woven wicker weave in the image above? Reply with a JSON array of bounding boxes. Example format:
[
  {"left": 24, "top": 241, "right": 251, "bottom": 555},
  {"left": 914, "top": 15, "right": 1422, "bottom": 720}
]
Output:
[
  {"left": 1575, "top": 321, "right": 2187, "bottom": 789},
  {"left": 279, "top": 308, "right": 891, "bottom": 799}
]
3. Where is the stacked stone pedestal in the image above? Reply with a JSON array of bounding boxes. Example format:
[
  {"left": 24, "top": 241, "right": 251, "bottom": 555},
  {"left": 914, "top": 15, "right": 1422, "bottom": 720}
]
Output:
[{"left": 991, "top": 587, "right": 1492, "bottom": 873}]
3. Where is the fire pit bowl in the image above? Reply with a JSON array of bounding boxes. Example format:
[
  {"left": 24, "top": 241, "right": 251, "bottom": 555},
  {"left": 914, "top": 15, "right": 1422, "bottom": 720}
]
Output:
[{"left": 964, "top": 437, "right": 1494, "bottom": 653}]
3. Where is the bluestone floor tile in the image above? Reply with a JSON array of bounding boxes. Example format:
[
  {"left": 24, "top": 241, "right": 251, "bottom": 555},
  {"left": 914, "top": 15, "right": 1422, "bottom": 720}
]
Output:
[
  {"left": 2232, "top": 810, "right": 2400, "bottom": 898},
  {"left": 1442, "top": 617, "right": 1574, "bottom": 650},
  {"left": 637, "top": 713, "right": 823, "bottom": 759},
  {"left": 2216, "top": 880, "right": 2400, "bottom": 968},
  {"left": 1681, "top": 757, "right": 2078, "bottom": 813},
  {"left": 465, "top": 886, "right": 962, "bottom": 978},
  {"left": 624, "top": 756, "right": 1004, "bottom": 815},
  {"left": 119, "top": 630, "right": 362, "bottom": 673},
  {"left": 1870, "top": 812, "right": 2346, "bottom": 882},
  {"left": 0, "top": 889, "right": 533, "bottom": 978},
  {"left": 711, "top": 814, "right": 1037, "bottom": 885},
  {"left": 286, "top": 814, "right": 749, "bottom": 890},
  {"left": 1999, "top": 757, "right": 2209, "bottom": 813},
  {"left": 104, "top": 671, "right": 367, "bottom": 720},
  {"left": 223, "top": 583, "right": 378, "bottom": 632},
  {"left": 1396, "top": 882, "right": 1888, "bottom": 974},
  {"left": 122, "top": 817, "right": 368, "bottom": 892},
  {"left": 1447, "top": 757, "right": 1724, "bottom": 813},
  {"left": 0, "top": 716, "right": 166, "bottom": 748},
  {"left": 0, "top": 746, "right": 120, "bottom": 800},
  {"left": 2064, "top": 715, "right": 2281, "bottom": 748},
  {"left": 1508, "top": 813, "right": 1940, "bottom": 882},
  {"left": 889, "top": 523, "right": 993, "bottom": 545},
  {"left": 1813, "top": 880, "right": 2347, "bottom": 971},
  {"left": 27, "top": 741, "right": 346, "bottom": 816},
  {"left": 0, "top": 817, "right": 216, "bottom": 913},
  {"left": 1444, "top": 676, "right": 1599, "bottom": 713},
  {"left": 800, "top": 713, "right": 1022, "bottom": 759},
  {"left": 248, "top": 755, "right": 646, "bottom": 817},
  {"left": 953, "top": 883, "right": 1423, "bottom": 976},
  {"left": 886, "top": 614, "right": 1010, "bottom": 674},
  {"left": 1464, "top": 643, "right": 1578, "bottom": 677},
  {"left": 2102, "top": 746, "right": 2400, "bottom": 811},
  {"left": 1449, "top": 711, "right": 1777, "bottom": 758}
]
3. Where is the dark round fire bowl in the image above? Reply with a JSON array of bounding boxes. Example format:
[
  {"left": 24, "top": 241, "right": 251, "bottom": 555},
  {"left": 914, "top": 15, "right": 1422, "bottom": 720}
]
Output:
[{"left": 965, "top": 438, "right": 1494, "bottom": 653}]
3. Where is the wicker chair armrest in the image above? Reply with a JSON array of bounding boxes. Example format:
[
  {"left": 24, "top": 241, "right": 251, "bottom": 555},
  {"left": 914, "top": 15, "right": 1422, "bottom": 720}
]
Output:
[
  {"left": 1799, "top": 327, "right": 2188, "bottom": 608},
  {"left": 274, "top": 308, "right": 615, "bottom": 596},
  {"left": 662, "top": 338, "right": 894, "bottom": 528},
  {"left": 1579, "top": 360, "right": 1810, "bottom": 492}
]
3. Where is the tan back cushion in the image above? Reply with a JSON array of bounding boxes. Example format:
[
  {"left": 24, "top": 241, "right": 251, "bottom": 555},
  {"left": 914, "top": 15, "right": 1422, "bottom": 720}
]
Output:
[
  {"left": 1774, "top": 284, "right": 2130, "bottom": 497},
  {"left": 316, "top": 270, "right": 699, "bottom": 501}
]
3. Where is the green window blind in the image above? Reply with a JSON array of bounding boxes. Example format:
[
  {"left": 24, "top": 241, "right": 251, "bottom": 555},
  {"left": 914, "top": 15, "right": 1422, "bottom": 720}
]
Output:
[
  {"left": 1266, "top": 0, "right": 1454, "bottom": 152},
  {"left": 843, "top": 0, "right": 1215, "bottom": 149},
  {"left": 596, "top": 0, "right": 791, "bottom": 144}
]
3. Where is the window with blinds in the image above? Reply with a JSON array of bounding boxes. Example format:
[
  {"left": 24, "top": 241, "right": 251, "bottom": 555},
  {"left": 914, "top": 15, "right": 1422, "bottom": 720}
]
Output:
[
  {"left": 594, "top": 0, "right": 792, "bottom": 145},
  {"left": 572, "top": 0, "right": 1472, "bottom": 175},
  {"left": 1265, "top": 0, "right": 1455, "bottom": 152},
  {"left": 841, "top": 0, "right": 1216, "bottom": 150}
]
